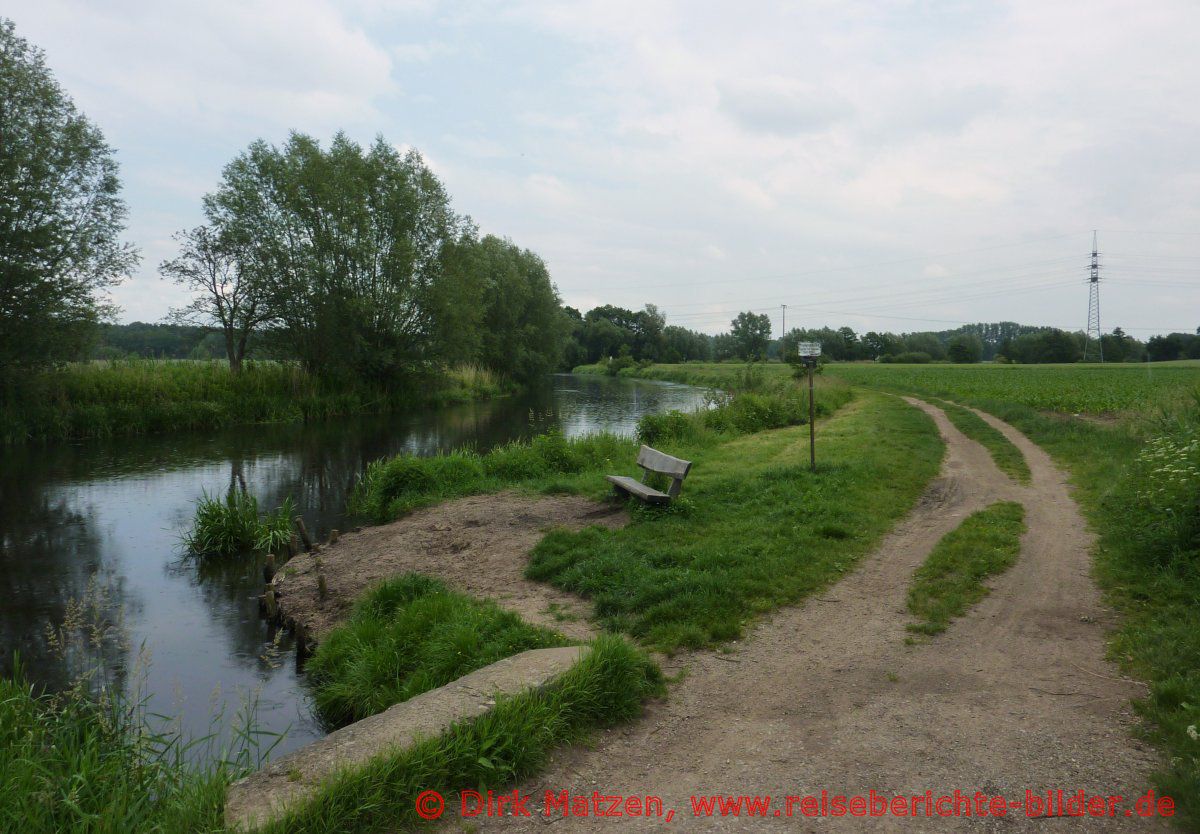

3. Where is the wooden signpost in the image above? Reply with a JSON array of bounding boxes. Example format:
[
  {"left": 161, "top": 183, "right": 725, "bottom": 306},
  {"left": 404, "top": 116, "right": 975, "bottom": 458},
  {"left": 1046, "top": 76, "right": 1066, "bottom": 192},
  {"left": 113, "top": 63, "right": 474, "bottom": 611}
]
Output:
[{"left": 796, "top": 342, "right": 822, "bottom": 470}]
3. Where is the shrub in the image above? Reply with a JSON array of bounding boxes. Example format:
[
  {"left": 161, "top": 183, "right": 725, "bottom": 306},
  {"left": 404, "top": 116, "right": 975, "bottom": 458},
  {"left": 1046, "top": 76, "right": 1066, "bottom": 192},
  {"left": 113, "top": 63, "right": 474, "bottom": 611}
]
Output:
[
  {"left": 882, "top": 351, "right": 933, "bottom": 364},
  {"left": 636, "top": 410, "right": 697, "bottom": 446}
]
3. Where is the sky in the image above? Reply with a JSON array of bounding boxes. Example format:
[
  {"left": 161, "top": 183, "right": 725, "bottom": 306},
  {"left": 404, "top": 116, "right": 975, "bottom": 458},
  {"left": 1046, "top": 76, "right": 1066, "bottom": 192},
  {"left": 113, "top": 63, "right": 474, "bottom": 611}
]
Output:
[{"left": 9, "top": 0, "right": 1200, "bottom": 338}]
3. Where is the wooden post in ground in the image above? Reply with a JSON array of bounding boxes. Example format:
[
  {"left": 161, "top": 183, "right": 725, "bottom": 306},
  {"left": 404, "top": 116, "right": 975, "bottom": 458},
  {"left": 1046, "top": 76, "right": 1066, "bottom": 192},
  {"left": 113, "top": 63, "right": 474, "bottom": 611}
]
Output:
[
  {"left": 293, "top": 517, "right": 313, "bottom": 552},
  {"left": 808, "top": 362, "right": 816, "bottom": 471}
]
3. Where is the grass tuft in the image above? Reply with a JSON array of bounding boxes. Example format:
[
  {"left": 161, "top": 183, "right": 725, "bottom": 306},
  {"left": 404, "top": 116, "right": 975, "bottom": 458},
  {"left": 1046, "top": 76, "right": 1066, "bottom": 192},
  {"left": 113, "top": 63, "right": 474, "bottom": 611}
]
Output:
[
  {"left": 906, "top": 501, "right": 1027, "bottom": 635},
  {"left": 305, "top": 575, "right": 570, "bottom": 727},
  {"left": 183, "top": 490, "right": 294, "bottom": 558}
]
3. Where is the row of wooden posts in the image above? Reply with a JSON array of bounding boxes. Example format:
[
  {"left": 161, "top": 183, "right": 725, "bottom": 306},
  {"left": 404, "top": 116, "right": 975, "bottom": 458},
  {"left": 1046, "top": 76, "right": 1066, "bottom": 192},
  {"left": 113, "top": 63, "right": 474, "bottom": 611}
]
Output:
[{"left": 260, "top": 515, "right": 351, "bottom": 659}]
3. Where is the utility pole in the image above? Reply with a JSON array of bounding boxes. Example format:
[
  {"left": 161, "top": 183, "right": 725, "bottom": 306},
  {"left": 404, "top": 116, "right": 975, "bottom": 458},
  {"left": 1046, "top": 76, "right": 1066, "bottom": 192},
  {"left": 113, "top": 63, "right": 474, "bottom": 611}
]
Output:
[{"left": 1083, "top": 230, "right": 1104, "bottom": 362}]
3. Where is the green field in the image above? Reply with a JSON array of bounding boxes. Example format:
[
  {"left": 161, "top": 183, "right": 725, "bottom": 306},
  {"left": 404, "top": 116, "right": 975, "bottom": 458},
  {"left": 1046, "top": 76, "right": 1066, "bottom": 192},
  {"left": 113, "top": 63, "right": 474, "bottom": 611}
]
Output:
[{"left": 825, "top": 362, "right": 1199, "bottom": 415}]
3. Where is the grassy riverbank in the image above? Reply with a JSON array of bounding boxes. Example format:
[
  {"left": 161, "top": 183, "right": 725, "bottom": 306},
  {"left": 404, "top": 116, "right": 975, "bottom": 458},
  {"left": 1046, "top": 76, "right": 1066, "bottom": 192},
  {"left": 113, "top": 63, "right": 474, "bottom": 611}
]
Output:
[
  {"left": 0, "top": 360, "right": 507, "bottom": 444},
  {"left": 829, "top": 362, "right": 1200, "bottom": 827},
  {"left": 349, "top": 373, "right": 854, "bottom": 522}
]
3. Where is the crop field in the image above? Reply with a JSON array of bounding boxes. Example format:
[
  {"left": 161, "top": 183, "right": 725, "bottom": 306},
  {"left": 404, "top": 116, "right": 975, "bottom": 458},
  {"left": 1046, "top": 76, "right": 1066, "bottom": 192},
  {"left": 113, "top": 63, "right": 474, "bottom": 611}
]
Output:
[{"left": 825, "top": 362, "right": 1200, "bottom": 415}]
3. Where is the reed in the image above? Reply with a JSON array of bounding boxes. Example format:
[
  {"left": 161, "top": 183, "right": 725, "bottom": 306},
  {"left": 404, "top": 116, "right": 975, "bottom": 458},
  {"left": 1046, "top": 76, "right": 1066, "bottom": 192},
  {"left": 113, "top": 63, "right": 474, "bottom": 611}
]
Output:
[{"left": 0, "top": 359, "right": 506, "bottom": 443}]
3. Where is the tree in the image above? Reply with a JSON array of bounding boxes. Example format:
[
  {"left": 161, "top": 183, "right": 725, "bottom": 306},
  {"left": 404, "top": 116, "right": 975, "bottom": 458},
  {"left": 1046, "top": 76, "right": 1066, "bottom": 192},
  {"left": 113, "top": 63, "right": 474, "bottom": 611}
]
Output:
[
  {"left": 470, "top": 235, "right": 566, "bottom": 382},
  {"left": 159, "top": 227, "right": 269, "bottom": 373},
  {"left": 730, "top": 311, "right": 772, "bottom": 360},
  {"left": 947, "top": 333, "right": 984, "bottom": 363},
  {"left": 0, "top": 19, "right": 138, "bottom": 372},
  {"left": 205, "top": 132, "right": 473, "bottom": 383}
]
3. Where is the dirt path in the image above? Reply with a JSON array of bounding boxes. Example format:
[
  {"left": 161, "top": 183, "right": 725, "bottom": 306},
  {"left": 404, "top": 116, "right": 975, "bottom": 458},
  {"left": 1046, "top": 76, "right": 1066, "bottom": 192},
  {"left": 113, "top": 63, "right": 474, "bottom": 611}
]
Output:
[
  {"left": 271, "top": 492, "right": 625, "bottom": 643},
  {"left": 468, "top": 397, "right": 1163, "bottom": 831}
]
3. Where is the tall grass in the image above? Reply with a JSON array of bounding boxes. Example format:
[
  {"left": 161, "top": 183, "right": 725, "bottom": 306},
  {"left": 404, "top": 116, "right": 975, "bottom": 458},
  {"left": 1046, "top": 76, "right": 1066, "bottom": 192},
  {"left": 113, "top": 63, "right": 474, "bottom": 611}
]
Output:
[
  {"left": 0, "top": 668, "right": 231, "bottom": 833},
  {"left": 0, "top": 359, "right": 507, "bottom": 443},
  {"left": 259, "top": 635, "right": 662, "bottom": 834},
  {"left": 306, "top": 575, "right": 570, "bottom": 727},
  {"left": 347, "top": 431, "right": 633, "bottom": 521},
  {"left": 182, "top": 490, "right": 294, "bottom": 558}
]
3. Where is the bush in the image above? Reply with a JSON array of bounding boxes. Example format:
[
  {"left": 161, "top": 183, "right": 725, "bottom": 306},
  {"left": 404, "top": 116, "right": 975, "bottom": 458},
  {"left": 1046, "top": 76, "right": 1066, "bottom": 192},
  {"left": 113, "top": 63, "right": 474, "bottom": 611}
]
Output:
[
  {"left": 636, "top": 410, "right": 697, "bottom": 446},
  {"left": 882, "top": 351, "right": 933, "bottom": 364}
]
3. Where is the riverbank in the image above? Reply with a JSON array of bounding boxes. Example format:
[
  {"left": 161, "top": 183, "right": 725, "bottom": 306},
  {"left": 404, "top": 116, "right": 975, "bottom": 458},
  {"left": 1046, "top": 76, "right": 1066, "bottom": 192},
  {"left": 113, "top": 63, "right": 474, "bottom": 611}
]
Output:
[
  {"left": 0, "top": 360, "right": 507, "bottom": 443},
  {"left": 1, "top": 371, "right": 948, "bottom": 832}
]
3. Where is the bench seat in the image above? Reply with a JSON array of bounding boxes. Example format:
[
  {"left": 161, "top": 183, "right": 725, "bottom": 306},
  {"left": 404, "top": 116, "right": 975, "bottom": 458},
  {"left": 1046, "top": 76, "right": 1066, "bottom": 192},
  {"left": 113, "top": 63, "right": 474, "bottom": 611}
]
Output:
[{"left": 605, "top": 474, "right": 671, "bottom": 505}]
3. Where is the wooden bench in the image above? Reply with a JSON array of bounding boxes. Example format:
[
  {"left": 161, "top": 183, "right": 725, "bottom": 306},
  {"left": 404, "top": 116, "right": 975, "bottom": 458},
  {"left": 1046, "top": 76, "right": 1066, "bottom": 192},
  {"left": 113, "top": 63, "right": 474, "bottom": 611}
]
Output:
[{"left": 606, "top": 445, "right": 692, "bottom": 505}]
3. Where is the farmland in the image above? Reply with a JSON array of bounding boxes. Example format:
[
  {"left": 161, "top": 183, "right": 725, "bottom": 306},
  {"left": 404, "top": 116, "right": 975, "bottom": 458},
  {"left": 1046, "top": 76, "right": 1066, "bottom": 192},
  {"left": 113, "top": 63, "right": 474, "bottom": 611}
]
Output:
[{"left": 825, "top": 361, "right": 1200, "bottom": 415}]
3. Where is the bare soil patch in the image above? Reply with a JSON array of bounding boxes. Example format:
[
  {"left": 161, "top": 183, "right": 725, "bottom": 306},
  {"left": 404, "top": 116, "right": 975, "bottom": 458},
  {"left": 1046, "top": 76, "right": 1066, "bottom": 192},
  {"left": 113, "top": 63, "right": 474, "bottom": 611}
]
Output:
[
  {"left": 271, "top": 492, "right": 625, "bottom": 643},
  {"left": 465, "top": 397, "right": 1163, "bottom": 832}
]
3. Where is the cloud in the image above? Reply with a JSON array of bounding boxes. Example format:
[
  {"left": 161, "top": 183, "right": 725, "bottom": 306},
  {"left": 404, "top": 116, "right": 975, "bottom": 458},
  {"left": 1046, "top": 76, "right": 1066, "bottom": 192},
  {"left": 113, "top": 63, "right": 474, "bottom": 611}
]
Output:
[{"left": 717, "top": 77, "right": 852, "bottom": 136}]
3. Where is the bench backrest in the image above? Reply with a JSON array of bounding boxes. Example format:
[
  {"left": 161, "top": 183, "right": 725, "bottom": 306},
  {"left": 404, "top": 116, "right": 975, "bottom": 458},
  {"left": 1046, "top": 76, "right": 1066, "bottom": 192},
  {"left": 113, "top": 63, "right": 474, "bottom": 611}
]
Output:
[{"left": 636, "top": 445, "right": 692, "bottom": 497}]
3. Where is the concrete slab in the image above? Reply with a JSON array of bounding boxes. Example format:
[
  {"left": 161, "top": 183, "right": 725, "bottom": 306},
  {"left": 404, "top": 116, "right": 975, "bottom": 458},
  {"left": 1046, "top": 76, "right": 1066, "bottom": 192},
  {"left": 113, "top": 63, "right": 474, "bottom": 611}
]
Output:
[{"left": 225, "top": 645, "right": 587, "bottom": 831}]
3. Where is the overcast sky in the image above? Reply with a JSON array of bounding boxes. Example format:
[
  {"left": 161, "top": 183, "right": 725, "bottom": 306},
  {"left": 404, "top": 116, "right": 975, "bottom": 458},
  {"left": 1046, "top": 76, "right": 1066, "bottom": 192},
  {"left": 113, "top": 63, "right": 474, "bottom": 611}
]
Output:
[{"left": 10, "top": 0, "right": 1200, "bottom": 337}]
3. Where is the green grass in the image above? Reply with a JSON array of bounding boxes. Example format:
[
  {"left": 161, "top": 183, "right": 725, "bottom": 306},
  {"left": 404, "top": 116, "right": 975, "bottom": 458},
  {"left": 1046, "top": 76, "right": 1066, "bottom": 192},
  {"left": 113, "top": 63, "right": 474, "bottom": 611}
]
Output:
[
  {"left": 0, "top": 359, "right": 508, "bottom": 444},
  {"left": 0, "top": 663, "right": 265, "bottom": 833},
  {"left": 182, "top": 490, "right": 294, "bottom": 558},
  {"left": 260, "top": 635, "right": 660, "bottom": 834},
  {"left": 526, "top": 391, "right": 944, "bottom": 651},
  {"left": 826, "top": 362, "right": 1199, "bottom": 416},
  {"left": 835, "top": 362, "right": 1200, "bottom": 828},
  {"left": 906, "top": 501, "right": 1027, "bottom": 635},
  {"left": 349, "top": 378, "right": 854, "bottom": 522},
  {"left": 306, "top": 575, "right": 571, "bottom": 727},
  {"left": 929, "top": 397, "right": 1030, "bottom": 483}
]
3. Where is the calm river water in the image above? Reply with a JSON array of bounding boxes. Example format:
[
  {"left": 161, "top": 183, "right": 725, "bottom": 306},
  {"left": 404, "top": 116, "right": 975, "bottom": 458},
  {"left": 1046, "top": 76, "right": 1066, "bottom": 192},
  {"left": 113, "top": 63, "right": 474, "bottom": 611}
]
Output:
[{"left": 0, "top": 374, "right": 708, "bottom": 760}]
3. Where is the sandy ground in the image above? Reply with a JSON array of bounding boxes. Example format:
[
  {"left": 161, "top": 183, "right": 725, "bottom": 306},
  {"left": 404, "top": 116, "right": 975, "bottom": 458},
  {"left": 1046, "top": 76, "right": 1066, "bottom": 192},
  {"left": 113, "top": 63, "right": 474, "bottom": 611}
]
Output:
[
  {"left": 270, "top": 492, "right": 625, "bottom": 643},
  {"left": 455, "top": 397, "right": 1166, "bottom": 832}
]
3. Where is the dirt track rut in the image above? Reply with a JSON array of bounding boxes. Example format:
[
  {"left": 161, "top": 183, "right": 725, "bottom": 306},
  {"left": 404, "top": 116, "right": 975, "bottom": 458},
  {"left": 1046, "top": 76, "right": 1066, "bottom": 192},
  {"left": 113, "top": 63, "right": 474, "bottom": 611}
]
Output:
[{"left": 470, "top": 397, "right": 1163, "bottom": 831}]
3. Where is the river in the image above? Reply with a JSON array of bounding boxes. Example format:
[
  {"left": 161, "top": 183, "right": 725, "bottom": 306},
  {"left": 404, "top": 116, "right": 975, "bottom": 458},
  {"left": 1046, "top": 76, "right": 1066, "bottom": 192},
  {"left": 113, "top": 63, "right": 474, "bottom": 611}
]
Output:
[{"left": 0, "top": 373, "right": 708, "bottom": 761}]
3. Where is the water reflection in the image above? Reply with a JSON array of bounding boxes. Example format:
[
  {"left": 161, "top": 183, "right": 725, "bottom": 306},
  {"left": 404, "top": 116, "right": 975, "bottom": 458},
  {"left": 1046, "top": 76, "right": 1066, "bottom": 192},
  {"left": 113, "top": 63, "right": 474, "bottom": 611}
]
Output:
[{"left": 0, "top": 373, "right": 709, "bottom": 759}]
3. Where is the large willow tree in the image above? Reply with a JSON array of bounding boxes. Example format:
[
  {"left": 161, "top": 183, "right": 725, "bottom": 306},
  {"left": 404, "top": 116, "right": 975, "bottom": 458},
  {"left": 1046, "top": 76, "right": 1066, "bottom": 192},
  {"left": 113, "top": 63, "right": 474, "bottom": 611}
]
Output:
[
  {"left": 205, "top": 132, "right": 479, "bottom": 383},
  {"left": 0, "top": 18, "right": 137, "bottom": 373}
]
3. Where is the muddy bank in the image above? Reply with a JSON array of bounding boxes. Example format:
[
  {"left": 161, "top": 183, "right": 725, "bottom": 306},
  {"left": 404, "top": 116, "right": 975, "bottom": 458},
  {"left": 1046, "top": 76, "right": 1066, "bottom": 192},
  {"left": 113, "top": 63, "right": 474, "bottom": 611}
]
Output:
[{"left": 268, "top": 491, "right": 626, "bottom": 647}]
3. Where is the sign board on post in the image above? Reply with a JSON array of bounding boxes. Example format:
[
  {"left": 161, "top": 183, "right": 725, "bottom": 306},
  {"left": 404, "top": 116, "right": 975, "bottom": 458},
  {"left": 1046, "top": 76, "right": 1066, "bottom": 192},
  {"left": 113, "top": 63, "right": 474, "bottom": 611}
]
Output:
[{"left": 797, "top": 342, "right": 821, "bottom": 470}]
